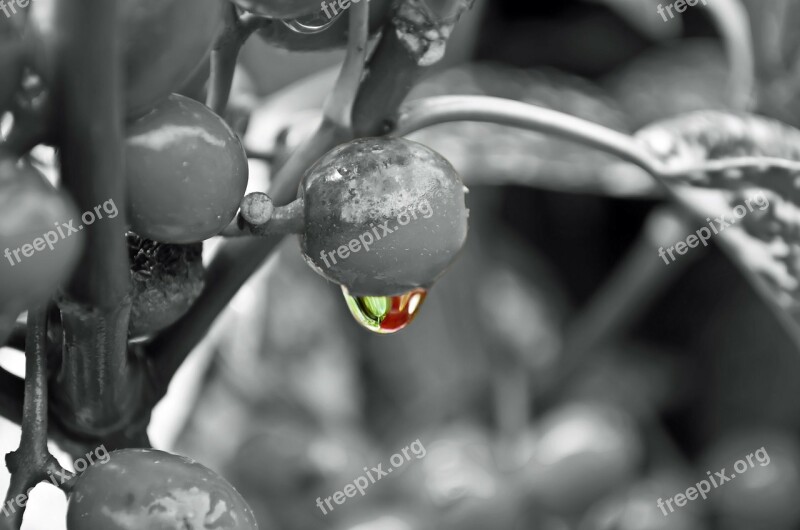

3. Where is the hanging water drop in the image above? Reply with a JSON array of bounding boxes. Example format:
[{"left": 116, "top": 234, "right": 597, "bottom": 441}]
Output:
[
  {"left": 342, "top": 286, "right": 428, "bottom": 334},
  {"left": 281, "top": 9, "right": 343, "bottom": 34}
]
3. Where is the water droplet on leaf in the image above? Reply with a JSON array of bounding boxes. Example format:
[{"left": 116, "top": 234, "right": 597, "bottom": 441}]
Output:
[{"left": 342, "top": 287, "right": 428, "bottom": 334}]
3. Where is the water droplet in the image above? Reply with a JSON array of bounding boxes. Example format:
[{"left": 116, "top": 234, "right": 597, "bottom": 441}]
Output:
[
  {"left": 281, "top": 9, "right": 343, "bottom": 34},
  {"left": 342, "top": 287, "right": 428, "bottom": 334}
]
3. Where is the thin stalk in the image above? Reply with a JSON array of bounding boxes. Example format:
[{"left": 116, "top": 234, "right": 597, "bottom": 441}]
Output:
[
  {"left": 207, "top": 8, "right": 269, "bottom": 116},
  {"left": 268, "top": 0, "right": 370, "bottom": 200},
  {"left": 0, "top": 308, "right": 67, "bottom": 530},
  {"left": 222, "top": 198, "right": 305, "bottom": 237},
  {"left": 324, "top": 0, "right": 369, "bottom": 129},
  {"left": 143, "top": 234, "right": 283, "bottom": 401}
]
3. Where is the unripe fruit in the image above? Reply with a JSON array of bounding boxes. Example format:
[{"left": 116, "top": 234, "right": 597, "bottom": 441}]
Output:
[
  {"left": 126, "top": 94, "right": 249, "bottom": 243},
  {"left": 299, "top": 137, "right": 469, "bottom": 297},
  {"left": 66, "top": 449, "right": 258, "bottom": 530}
]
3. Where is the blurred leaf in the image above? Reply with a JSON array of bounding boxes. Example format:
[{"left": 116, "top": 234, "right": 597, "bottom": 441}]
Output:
[
  {"left": 604, "top": 39, "right": 731, "bottom": 129},
  {"left": 636, "top": 110, "right": 800, "bottom": 345}
]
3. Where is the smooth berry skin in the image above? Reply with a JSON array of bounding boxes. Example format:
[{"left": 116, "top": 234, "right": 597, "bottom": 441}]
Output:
[
  {"left": 230, "top": 0, "right": 321, "bottom": 19},
  {"left": 0, "top": 159, "right": 83, "bottom": 314},
  {"left": 125, "top": 94, "right": 248, "bottom": 244},
  {"left": 66, "top": 449, "right": 258, "bottom": 530},
  {"left": 300, "top": 137, "right": 469, "bottom": 296}
]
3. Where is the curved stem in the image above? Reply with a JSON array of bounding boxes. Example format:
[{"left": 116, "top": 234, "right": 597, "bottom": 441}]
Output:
[
  {"left": 703, "top": 0, "right": 756, "bottom": 110},
  {"left": 324, "top": 0, "right": 369, "bottom": 130},
  {"left": 394, "top": 96, "right": 667, "bottom": 175},
  {"left": 206, "top": 7, "right": 268, "bottom": 116}
]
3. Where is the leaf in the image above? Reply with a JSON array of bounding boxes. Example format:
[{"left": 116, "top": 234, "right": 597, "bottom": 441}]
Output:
[
  {"left": 586, "top": 0, "right": 683, "bottom": 40},
  {"left": 636, "top": 110, "right": 800, "bottom": 342},
  {"left": 604, "top": 39, "right": 732, "bottom": 129}
]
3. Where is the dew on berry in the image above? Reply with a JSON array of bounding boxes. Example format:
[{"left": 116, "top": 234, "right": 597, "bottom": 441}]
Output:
[{"left": 342, "top": 286, "right": 428, "bottom": 334}]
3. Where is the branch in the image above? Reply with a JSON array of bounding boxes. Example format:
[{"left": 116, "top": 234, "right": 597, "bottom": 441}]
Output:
[
  {"left": 0, "top": 308, "right": 69, "bottom": 530},
  {"left": 352, "top": 0, "right": 475, "bottom": 136},
  {"left": 207, "top": 7, "right": 269, "bottom": 116}
]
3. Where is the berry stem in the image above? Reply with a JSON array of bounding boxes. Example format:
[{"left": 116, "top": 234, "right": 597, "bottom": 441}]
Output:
[
  {"left": 324, "top": 0, "right": 369, "bottom": 130},
  {"left": 222, "top": 197, "right": 305, "bottom": 237}
]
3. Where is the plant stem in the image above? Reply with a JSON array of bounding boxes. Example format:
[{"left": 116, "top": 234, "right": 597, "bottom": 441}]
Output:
[
  {"left": 50, "top": 0, "right": 136, "bottom": 437},
  {"left": 0, "top": 307, "right": 66, "bottom": 530},
  {"left": 206, "top": 7, "right": 269, "bottom": 116},
  {"left": 222, "top": 198, "right": 305, "bottom": 237},
  {"left": 352, "top": 20, "right": 423, "bottom": 137},
  {"left": 142, "top": 235, "right": 283, "bottom": 401},
  {"left": 394, "top": 95, "right": 667, "bottom": 175},
  {"left": 267, "top": 0, "right": 370, "bottom": 200},
  {"left": 324, "top": 0, "right": 369, "bottom": 130}
]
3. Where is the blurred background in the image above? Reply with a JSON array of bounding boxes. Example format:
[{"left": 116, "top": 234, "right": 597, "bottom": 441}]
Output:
[{"left": 5, "top": 0, "right": 800, "bottom": 528}]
